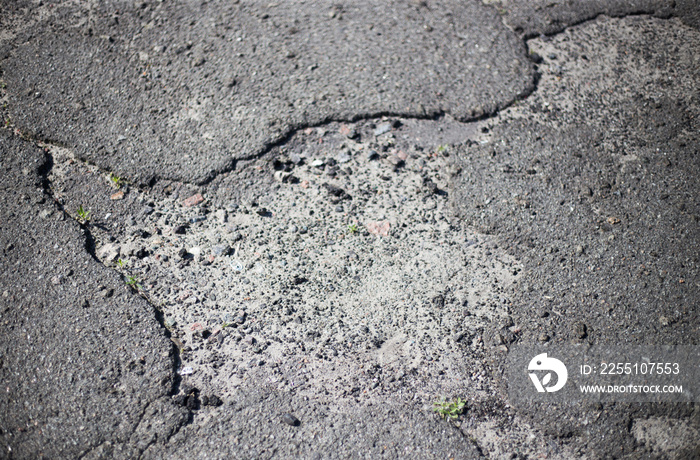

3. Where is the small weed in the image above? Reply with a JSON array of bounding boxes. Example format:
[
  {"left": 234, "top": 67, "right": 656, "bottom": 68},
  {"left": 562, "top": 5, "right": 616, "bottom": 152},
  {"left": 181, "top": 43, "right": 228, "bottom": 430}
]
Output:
[
  {"left": 221, "top": 321, "right": 234, "bottom": 329},
  {"left": 76, "top": 205, "right": 90, "bottom": 222},
  {"left": 116, "top": 258, "right": 126, "bottom": 269},
  {"left": 109, "top": 173, "right": 125, "bottom": 188},
  {"left": 347, "top": 223, "right": 358, "bottom": 234},
  {"left": 125, "top": 276, "right": 142, "bottom": 290},
  {"left": 433, "top": 398, "right": 466, "bottom": 420},
  {"left": 436, "top": 144, "right": 448, "bottom": 155}
]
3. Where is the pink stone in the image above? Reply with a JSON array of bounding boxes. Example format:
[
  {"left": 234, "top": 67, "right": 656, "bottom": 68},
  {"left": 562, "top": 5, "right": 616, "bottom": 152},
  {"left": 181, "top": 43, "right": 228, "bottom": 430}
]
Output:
[
  {"left": 366, "top": 220, "right": 390, "bottom": 237},
  {"left": 182, "top": 193, "right": 204, "bottom": 207}
]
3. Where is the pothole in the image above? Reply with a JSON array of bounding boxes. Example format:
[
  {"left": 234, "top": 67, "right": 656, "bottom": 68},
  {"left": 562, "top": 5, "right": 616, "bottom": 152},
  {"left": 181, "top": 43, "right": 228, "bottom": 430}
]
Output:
[{"left": 46, "top": 117, "right": 522, "bottom": 410}]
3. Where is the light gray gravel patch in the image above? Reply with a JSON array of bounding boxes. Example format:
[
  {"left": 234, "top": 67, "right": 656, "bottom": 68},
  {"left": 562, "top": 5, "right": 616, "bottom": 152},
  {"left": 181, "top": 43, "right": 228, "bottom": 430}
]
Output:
[
  {"left": 43, "top": 115, "right": 562, "bottom": 457},
  {"left": 51, "top": 115, "right": 524, "bottom": 400}
]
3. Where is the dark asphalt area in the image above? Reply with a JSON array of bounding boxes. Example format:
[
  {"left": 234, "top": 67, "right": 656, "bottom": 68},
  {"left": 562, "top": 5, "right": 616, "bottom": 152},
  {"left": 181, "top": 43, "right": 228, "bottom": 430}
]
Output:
[{"left": 1, "top": 0, "right": 698, "bottom": 458}]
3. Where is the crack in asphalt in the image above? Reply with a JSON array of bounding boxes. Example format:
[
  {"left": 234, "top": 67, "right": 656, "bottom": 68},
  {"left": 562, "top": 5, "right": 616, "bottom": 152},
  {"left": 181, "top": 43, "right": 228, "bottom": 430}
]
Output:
[
  {"left": 2, "top": 9, "right": 678, "bottom": 191},
  {"left": 3, "top": 131, "right": 193, "bottom": 457},
  {"left": 116, "top": 9, "right": 682, "bottom": 188}
]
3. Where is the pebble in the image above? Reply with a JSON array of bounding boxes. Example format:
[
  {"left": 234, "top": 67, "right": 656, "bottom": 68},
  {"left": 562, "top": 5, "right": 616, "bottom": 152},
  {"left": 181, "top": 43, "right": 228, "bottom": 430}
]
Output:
[
  {"left": 292, "top": 275, "right": 307, "bottom": 285},
  {"left": 274, "top": 170, "right": 295, "bottom": 183},
  {"left": 339, "top": 124, "right": 356, "bottom": 139},
  {"left": 203, "top": 394, "right": 223, "bottom": 406},
  {"left": 366, "top": 221, "right": 390, "bottom": 237},
  {"left": 237, "top": 312, "right": 247, "bottom": 324},
  {"left": 215, "top": 209, "right": 227, "bottom": 223},
  {"left": 212, "top": 245, "right": 230, "bottom": 256},
  {"left": 323, "top": 183, "right": 350, "bottom": 201},
  {"left": 374, "top": 122, "right": 391, "bottom": 136},
  {"left": 335, "top": 205, "right": 344, "bottom": 213},
  {"left": 423, "top": 178, "right": 439, "bottom": 194},
  {"left": 337, "top": 152, "right": 351, "bottom": 163},
  {"left": 183, "top": 193, "right": 204, "bottom": 207},
  {"left": 496, "top": 328, "right": 516, "bottom": 345},
  {"left": 281, "top": 413, "right": 300, "bottom": 427},
  {"left": 311, "top": 159, "right": 325, "bottom": 168},
  {"left": 110, "top": 190, "right": 125, "bottom": 201},
  {"left": 432, "top": 294, "right": 445, "bottom": 308},
  {"left": 209, "top": 395, "right": 224, "bottom": 407}
]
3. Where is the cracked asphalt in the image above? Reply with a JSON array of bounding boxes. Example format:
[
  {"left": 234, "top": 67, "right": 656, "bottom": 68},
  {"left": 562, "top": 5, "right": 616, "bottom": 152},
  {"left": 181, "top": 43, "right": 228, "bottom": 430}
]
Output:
[{"left": 1, "top": 0, "right": 699, "bottom": 458}]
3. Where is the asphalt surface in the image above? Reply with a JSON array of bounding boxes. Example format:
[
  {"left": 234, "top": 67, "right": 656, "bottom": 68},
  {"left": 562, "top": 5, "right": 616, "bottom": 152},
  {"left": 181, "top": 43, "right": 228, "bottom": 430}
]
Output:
[
  {"left": 3, "top": 0, "right": 534, "bottom": 185},
  {"left": 1, "top": 0, "right": 698, "bottom": 458}
]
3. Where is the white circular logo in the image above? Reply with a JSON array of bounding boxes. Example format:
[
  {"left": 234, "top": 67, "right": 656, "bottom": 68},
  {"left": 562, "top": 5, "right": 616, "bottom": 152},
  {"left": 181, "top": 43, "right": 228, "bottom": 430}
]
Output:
[{"left": 528, "top": 353, "right": 568, "bottom": 393}]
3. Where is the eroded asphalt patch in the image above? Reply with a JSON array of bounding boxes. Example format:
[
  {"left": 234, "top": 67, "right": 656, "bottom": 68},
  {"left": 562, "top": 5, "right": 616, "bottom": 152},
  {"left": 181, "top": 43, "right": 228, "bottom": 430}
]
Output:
[{"left": 47, "top": 116, "right": 535, "bottom": 458}]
